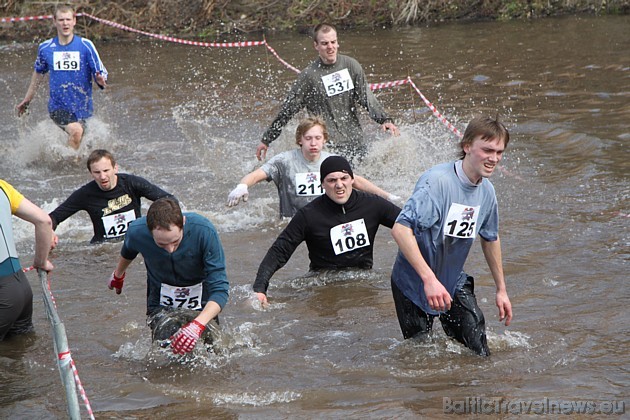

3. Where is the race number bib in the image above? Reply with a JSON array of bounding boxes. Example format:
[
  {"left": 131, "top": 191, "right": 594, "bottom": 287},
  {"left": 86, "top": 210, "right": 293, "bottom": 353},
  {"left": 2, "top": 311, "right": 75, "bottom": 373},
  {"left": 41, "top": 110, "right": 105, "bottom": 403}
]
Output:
[
  {"left": 160, "top": 282, "right": 203, "bottom": 310},
  {"left": 322, "top": 68, "right": 354, "bottom": 97},
  {"left": 102, "top": 209, "right": 136, "bottom": 239},
  {"left": 330, "top": 218, "right": 370, "bottom": 255},
  {"left": 53, "top": 51, "right": 80, "bottom": 71},
  {"left": 295, "top": 172, "right": 323, "bottom": 196},
  {"left": 444, "top": 203, "right": 480, "bottom": 239}
]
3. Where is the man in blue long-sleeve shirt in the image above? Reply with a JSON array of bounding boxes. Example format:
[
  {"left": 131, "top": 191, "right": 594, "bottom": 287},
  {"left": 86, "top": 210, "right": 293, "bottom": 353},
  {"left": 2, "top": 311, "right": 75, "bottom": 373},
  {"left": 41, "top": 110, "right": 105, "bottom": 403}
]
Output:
[{"left": 107, "top": 198, "right": 229, "bottom": 355}]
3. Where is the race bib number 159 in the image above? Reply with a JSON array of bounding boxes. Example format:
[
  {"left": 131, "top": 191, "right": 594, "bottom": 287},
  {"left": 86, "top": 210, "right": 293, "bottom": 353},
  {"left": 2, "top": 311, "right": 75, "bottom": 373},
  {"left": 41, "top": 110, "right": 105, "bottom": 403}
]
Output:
[{"left": 53, "top": 51, "right": 80, "bottom": 71}]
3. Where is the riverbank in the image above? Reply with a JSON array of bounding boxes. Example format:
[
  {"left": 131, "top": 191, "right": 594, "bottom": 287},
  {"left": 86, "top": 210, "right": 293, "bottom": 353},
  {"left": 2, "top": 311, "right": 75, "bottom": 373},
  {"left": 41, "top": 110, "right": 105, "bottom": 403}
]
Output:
[{"left": 1, "top": 0, "right": 628, "bottom": 42}]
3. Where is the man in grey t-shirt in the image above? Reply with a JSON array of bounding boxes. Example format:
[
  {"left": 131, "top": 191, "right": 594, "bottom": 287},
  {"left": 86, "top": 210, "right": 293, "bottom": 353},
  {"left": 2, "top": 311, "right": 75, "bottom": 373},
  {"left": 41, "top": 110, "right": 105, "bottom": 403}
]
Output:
[{"left": 229, "top": 117, "right": 399, "bottom": 218}]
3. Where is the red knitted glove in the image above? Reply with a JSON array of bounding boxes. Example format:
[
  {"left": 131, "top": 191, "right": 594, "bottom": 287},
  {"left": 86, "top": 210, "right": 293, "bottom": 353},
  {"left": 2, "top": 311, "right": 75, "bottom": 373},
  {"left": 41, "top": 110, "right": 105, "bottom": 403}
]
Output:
[
  {"left": 107, "top": 271, "right": 125, "bottom": 294},
  {"left": 170, "top": 320, "right": 206, "bottom": 355}
]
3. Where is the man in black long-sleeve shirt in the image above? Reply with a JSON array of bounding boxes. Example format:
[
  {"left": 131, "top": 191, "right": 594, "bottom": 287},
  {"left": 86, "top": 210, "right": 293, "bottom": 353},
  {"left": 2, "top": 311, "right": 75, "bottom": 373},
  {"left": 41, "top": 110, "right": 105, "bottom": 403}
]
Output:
[
  {"left": 253, "top": 156, "right": 401, "bottom": 305},
  {"left": 49, "top": 149, "right": 175, "bottom": 244}
]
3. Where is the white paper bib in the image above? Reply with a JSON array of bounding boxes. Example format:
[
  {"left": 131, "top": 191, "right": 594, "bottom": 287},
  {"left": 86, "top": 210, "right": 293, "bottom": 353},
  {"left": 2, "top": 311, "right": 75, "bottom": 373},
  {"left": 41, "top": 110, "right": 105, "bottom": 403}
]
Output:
[
  {"left": 444, "top": 203, "right": 480, "bottom": 239},
  {"left": 102, "top": 209, "right": 136, "bottom": 239},
  {"left": 160, "top": 282, "right": 203, "bottom": 310},
  {"left": 295, "top": 172, "right": 323, "bottom": 196},
  {"left": 330, "top": 218, "right": 370, "bottom": 255},
  {"left": 53, "top": 51, "right": 80, "bottom": 71},
  {"left": 321, "top": 68, "right": 354, "bottom": 97}
]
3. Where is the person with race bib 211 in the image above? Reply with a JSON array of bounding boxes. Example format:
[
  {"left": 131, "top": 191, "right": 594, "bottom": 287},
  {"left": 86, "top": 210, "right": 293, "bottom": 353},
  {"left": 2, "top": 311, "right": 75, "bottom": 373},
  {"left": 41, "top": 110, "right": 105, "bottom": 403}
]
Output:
[{"left": 229, "top": 116, "right": 400, "bottom": 217}]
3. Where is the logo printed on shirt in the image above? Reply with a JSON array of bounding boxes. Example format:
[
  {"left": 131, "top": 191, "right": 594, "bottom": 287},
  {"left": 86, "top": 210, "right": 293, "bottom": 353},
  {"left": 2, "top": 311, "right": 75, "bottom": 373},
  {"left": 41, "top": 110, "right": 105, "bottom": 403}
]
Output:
[{"left": 103, "top": 194, "right": 132, "bottom": 216}]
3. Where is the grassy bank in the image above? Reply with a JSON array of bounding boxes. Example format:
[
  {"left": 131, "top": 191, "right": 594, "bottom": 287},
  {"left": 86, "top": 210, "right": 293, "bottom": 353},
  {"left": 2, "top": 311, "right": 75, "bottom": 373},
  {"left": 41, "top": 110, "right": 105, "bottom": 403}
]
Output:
[{"left": 2, "top": 0, "right": 628, "bottom": 41}]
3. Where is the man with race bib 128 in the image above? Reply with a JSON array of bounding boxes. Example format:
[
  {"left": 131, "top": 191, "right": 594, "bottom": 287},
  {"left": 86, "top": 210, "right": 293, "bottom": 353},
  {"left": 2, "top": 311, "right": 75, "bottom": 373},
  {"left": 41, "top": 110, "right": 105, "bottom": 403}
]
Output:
[
  {"left": 390, "top": 116, "right": 513, "bottom": 356},
  {"left": 253, "top": 155, "right": 401, "bottom": 306},
  {"left": 107, "top": 198, "right": 229, "bottom": 355},
  {"left": 256, "top": 23, "right": 399, "bottom": 163},
  {"left": 228, "top": 116, "right": 400, "bottom": 218},
  {"left": 16, "top": 4, "right": 107, "bottom": 150},
  {"left": 49, "top": 149, "right": 175, "bottom": 245}
]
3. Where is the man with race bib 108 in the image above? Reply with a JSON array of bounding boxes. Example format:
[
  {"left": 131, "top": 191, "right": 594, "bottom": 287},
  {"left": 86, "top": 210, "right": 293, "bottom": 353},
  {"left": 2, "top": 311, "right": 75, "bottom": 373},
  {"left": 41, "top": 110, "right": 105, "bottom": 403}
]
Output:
[
  {"left": 253, "top": 155, "right": 401, "bottom": 306},
  {"left": 49, "top": 149, "right": 175, "bottom": 245},
  {"left": 16, "top": 4, "right": 107, "bottom": 150},
  {"left": 107, "top": 198, "right": 229, "bottom": 355},
  {"left": 228, "top": 116, "right": 400, "bottom": 218},
  {"left": 390, "top": 116, "right": 513, "bottom": 356},
  {"left": 256, "top": 23, "right": 399, "bottom": 163}
]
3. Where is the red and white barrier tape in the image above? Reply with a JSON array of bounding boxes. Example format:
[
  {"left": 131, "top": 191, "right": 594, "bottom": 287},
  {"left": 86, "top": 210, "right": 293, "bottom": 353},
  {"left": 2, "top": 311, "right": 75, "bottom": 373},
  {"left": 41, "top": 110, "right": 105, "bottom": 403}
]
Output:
[
  {"left": 79, "top": 13, "right": 265, "bottom": 48},
  {"left": 370, "top": 79, "right": 409, "bottom": 90},
  {"left": 0, "top": 14, "right": 52, "bottom": 23},
  {"left": 3, "top": 12, "right": 462, "bottom": 137},
  {"left": 57, "top": 351, "right": 95, "bottom": 420},
  {"left": 263, "top": 42, "right": 301, "bottom": 73},
  {"left": 407, "top": 77, "right": 463, "bottom": 138}
]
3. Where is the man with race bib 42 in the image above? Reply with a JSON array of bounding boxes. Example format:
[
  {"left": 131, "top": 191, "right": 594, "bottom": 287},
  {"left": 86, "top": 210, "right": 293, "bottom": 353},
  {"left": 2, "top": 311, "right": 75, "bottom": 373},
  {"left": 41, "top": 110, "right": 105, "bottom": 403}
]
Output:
[
  {"left": 390, "top": 116, "right": 513, "bottom": 356},
  {"left": 253, "top": 155, "right": 401, "bottom": 306},
  {"left": 49, "top": 149, "right": 175, "bottom": 245}
]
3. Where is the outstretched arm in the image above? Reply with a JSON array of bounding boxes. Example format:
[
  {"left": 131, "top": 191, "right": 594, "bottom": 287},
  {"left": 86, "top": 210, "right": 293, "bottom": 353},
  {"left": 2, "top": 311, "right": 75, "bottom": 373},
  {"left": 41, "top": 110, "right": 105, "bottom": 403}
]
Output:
[
  {"left": 15, "top": 198, "right": 54, "bottom": 271},
  {"left": 480, "top": 236, "right": 512, "bottom": 326},
  {"left": 16, "top": 71, "right": 45, "bottom": 116},
  {"left": 353, "top": 175, "right": 400, "bottom": 202},
  {"left": 228, "top": 168, "right": 268, "bottom": 207},
  {"left": 391, "top": 222, "right": 451, "bottom": 312}
]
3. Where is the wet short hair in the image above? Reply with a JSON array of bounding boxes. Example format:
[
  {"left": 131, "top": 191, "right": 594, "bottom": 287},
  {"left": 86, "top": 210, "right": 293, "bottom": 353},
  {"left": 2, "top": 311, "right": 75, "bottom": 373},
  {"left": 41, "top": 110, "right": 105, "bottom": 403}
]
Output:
[
  {"left": 147, "top": 198, "right": 184, "bottom": 231},
  {"left": 295, "top": 116, "right": 328, "bottom": 145},
  {"left": 54, "top": 4, "right": 75, "bottom": 18},
  {"left": 459, "top": 116, "right": 510, "bottom": 160},
  {"left": 313, "top": 23, "right": 337, "bottom": 42},
  {"left": 87, "top": 149, "right": 116, "bottom": 171}
]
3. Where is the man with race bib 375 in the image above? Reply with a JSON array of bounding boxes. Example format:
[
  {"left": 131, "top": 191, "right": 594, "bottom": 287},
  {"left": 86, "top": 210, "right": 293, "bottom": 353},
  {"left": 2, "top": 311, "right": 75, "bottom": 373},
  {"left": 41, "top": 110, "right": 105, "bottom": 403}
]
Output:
[
  {"left": 253, "top": 155, "right": 401, "bottom": 306},
  {"left": 256, "top": 23, "right": 399, "bottom": 163},
  {"left": 16, "top": 4, "right": 107, "bottom": 150},
  {"left": 390, "top": 116, "right": 513, "bottom": 356},
  {"left": 107, "top": 198, "right": 229, "bottom": 355},
  {"left": 229, "top": 117, "right": 400, "bottom": 217},
  {"left": 49, "top": 149, "right": 175, "bottom": 245}
]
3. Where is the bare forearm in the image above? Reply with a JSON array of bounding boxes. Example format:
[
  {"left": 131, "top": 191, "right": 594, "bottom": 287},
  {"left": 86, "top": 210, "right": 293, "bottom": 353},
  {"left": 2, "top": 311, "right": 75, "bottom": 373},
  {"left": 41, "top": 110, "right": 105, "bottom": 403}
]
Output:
[
  {"left": 23, "top": 71, "right": 44, "bottom": 103},
  {"left": 481, "top": 237, "right": 507, "bottom": 292},
  {"left": 239, "top": 168, "right": 268, "bottom": 187},
  {"left": 195, "top": 301, "right": 222, "bottom": 325},
  {"left": 114, "top": 256, "right": 133, "bottom": 277},
  {"left": 354, "top": 175, "right": 390, "bottom": 199}
]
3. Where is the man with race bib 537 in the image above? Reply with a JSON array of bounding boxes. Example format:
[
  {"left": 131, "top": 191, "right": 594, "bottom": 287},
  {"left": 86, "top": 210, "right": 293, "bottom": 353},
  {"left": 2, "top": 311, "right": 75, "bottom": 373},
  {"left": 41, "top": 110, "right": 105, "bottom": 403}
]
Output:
[
  {"left": 49, "top": 149, "right": 175, "bottom": 245},
  {"left": 256, "top": 23, "right": 399, "bottom": 163},
  {"left": 390, "top": 116, "right": 513, "bottom": 356},
  {"left": 16, "top": 4, "right": 108, "bottom": 150},
  {"left": 253, "top": 155, "right": 401, "bottom": 306},
  {"left": 229, "top": 116, "right": 400, "bottom": 218}
]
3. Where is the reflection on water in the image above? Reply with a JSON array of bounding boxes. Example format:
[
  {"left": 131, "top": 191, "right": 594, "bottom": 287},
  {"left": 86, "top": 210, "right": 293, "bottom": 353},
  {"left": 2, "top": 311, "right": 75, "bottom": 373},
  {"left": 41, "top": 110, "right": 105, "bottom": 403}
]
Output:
[{"left": 0, "top": 15, "right": 628, "bottom": 418}]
